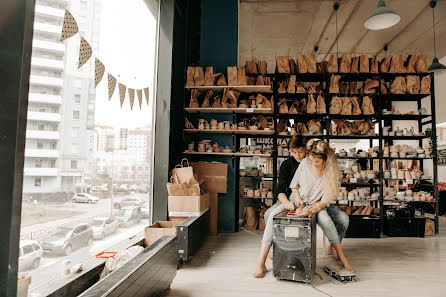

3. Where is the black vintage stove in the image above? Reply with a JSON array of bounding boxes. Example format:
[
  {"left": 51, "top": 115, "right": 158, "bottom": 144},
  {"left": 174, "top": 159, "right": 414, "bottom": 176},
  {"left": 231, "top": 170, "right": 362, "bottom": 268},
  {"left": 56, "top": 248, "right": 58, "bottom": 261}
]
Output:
[{"left": 272, "top": 211, "right": 316, "bottom": 283}]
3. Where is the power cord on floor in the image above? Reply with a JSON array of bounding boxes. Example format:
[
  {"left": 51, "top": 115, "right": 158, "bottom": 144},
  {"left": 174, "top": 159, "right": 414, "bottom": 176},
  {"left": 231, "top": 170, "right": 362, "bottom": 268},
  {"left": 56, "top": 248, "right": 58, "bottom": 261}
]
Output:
[{"left": 309, "top": 272, "right": 333, "bottom": 297}]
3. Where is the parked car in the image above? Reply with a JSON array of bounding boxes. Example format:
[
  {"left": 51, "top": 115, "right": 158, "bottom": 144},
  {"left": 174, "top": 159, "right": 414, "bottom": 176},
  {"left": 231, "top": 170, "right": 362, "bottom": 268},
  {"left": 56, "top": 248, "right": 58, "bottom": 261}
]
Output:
[
  {"left": 91, "top": 186, "right": 107, "bottom": 192},
  {"left": 141, "top": 203, "right": 150, "bottom": 218},
  {"left": 90, "top": 217, "right": 119, "bottom": 239},
  {"left": 41, "top": 223, "right": 93, "bottom": 255},
  {"left": 19, "top": 240, "right": 43, "bottom": 270},
  {"left": 115, "top": 206, "right": 142, "bottom": 227},
  {"left": 136, "top": 186, "right": 149, "bottom": 193},
  {"left": 72, "top": 193, "right": 99, "bottom": 204},
  {"left": 113, "top": 197, "right": 145, "bottom": 209}
]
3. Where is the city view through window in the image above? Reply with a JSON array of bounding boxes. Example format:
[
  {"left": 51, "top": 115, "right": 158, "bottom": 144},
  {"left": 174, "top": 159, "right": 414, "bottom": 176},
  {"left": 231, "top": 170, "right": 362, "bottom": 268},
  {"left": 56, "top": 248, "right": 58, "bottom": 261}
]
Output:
[{"left": 19, "top": 0, "right": 157, "bottom": 290}]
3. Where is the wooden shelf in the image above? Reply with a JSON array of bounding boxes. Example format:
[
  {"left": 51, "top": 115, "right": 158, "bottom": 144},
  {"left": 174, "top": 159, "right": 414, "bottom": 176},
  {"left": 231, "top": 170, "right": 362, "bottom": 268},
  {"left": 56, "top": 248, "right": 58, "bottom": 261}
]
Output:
[
  {"left": 184, "top": 129, "right": 274, "bottom": 135},
  {"left": 185, "top": 85, "right": 272, "bottom": 93},
  {"left": 330, "top": 114, "right": 377, "bottom": 120},
  {"left": 382, "top": 114, "right": 431, "bottom": 120},
  {"left": 183, "top": 151, "right": 271, "bottom": 157},
  {"left": 185, "top": 107, "right": 273, "bottom": 114},
  {"left": 277, "top": 113, "right": 327, "bottom": 119}
]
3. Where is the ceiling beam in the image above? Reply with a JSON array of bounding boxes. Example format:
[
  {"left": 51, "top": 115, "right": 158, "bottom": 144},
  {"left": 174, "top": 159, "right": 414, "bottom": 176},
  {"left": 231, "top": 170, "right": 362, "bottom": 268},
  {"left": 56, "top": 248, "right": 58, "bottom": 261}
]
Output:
[{"left": 322, "top": 0, "right": 362, "bottom": 61}]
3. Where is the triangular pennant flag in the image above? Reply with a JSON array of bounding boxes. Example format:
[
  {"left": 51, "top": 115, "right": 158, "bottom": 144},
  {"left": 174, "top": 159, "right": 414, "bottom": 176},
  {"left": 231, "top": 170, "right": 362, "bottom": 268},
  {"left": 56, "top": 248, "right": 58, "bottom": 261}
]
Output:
[
  {"left": 60, "top": 10, "right": 79, "bottom": 41},
  {"left": 78, "top": 37, "right": 92, "bottom": 68},
  {"left": 144, "top": 87, "right": 149, "bottom": 105},
  {"left": 137, "top": 89, "right": 143, "bottom": 109},
  {"left": 108, "top": 74, "right": 116, "bottom": 100},
  {"left": 94, "top": 58, "right": 105, "bottom": 87},
  {"left": 118, "top": 83, "right": 127, "bottom": 108},
  {"left": 128, "top": 88, "right": 135, "bottom": 110}
]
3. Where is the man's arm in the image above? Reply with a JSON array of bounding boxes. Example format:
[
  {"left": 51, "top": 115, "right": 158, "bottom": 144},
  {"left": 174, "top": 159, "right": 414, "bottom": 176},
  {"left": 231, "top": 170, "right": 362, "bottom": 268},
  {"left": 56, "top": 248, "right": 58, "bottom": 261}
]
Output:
[{"left": 276, "top": 162, "right": 295, "bottom": 210}]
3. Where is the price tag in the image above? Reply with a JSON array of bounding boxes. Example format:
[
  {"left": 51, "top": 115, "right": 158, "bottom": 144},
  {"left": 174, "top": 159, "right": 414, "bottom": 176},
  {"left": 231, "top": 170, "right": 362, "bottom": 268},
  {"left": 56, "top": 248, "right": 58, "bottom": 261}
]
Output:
[
  {"left": 246, "top": 108, "right": 254, "bottom": 113},
  {"left": 284, "top": 226, "right": 299, "bottom": 238}
]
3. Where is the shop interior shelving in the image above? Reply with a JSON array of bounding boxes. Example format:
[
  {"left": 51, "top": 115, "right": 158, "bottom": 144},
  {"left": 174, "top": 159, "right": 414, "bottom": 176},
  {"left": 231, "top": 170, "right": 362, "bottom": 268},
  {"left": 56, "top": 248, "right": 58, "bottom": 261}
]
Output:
[{"left": 182, "top": 70, "right": 439, "bottom": 234}]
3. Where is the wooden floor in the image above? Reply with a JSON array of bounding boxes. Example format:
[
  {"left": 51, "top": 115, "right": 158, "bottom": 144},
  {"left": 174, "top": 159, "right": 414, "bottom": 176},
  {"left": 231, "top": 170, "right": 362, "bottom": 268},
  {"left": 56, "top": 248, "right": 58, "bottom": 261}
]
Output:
[{"left": 168, "top": 217, "right": 446, "bottom": 297}]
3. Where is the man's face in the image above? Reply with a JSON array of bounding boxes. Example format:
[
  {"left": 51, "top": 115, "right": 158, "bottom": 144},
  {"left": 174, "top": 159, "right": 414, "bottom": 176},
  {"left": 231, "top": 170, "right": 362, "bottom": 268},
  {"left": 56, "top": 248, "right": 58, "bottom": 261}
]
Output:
[{"left": 290, "top": 147, "right": 306, "bottom": 162}]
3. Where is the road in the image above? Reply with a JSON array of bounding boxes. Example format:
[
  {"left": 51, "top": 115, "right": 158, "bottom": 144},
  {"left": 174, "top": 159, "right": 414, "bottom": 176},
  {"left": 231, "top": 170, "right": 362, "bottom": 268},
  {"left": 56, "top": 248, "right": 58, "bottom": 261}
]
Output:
[{"left": 19, "top": 193, "right": 151, "bottom": 289}]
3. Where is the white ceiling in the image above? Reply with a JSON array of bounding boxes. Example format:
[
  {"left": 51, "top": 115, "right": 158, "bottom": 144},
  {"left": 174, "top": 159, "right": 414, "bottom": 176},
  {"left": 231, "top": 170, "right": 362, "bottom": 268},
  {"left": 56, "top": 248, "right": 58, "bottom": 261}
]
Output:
[{"left": 239, "top": 0, "right": 446, "bottom": 61}]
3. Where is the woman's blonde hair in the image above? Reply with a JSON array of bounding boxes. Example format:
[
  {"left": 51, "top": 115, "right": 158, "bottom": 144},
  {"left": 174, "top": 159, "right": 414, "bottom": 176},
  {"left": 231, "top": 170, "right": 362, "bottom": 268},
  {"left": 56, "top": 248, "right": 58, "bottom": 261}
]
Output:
[{"left": 306, "top": 139, "right": 341, "bottom": 202}]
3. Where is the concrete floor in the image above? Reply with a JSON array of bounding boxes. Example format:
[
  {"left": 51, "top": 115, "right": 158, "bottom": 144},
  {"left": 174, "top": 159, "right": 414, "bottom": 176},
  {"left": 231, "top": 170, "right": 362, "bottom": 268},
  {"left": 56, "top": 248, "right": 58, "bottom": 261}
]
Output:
[{"left": 168, "top": 217, "right": 446, "bottom": 297}]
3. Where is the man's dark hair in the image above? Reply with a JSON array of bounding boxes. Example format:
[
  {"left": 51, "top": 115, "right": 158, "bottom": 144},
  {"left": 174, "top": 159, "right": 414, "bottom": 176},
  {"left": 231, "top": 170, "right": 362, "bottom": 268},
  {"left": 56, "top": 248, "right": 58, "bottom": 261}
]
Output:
[{"left": 289, "top": 135, "right": 307, "bottom": 149}]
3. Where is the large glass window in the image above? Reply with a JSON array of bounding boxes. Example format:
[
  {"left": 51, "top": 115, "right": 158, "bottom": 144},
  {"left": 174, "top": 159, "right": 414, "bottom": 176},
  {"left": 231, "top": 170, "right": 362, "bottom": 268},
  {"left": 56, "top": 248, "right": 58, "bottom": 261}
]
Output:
[{"left": 20, "top": 0, "right": 158, "bottom": 292}]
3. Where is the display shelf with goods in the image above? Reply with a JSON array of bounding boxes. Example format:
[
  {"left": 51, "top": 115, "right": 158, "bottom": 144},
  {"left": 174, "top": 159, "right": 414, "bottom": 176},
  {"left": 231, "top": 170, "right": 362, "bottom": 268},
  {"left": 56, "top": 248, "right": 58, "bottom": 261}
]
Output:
[{"left": 182, "top": 60, "right": 439, "bottom": 235}]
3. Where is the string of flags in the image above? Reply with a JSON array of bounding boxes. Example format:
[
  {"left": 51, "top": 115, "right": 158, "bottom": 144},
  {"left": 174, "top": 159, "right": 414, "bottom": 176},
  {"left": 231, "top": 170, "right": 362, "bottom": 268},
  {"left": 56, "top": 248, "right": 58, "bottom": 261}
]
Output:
[{"left": 60, "top": 10, "right": 149, "bottom": 110}]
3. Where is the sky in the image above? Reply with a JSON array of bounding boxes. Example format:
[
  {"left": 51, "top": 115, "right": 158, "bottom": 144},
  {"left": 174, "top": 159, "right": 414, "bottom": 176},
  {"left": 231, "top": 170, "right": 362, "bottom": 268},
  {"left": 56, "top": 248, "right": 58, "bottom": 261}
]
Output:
[{"left": 93, "top": 0, "right": 157, "bottom": 129}]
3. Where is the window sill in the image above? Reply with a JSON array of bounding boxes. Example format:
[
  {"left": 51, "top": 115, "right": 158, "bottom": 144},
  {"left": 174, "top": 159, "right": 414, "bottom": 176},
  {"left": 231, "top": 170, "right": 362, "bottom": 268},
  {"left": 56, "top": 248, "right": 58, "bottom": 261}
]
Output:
[{"left": 29, "top": 231, "right": 145, "bottom": 297}]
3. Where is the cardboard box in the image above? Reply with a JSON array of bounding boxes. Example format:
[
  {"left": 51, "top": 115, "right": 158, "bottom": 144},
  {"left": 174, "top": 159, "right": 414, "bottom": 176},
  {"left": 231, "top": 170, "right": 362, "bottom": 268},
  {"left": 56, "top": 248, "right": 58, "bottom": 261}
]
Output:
[
  {"left": 168, "top": 192, "right": 210, "bottom": 213},
  {"left": 189, "top": 162, "right": 228, "bottom": 193},
  {"left": 169, "top": 216, "right": 188, "bottom": 222},
  {"left": 145, "top": 221, "right": 181, "bottom": 246}
]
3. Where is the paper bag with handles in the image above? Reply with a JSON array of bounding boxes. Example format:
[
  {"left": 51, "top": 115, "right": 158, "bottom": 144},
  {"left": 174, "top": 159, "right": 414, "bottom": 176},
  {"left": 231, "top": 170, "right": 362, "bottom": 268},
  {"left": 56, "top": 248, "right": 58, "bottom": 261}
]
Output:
[{"left": 171, "top": 158, "right": 195, "bottom": 184}]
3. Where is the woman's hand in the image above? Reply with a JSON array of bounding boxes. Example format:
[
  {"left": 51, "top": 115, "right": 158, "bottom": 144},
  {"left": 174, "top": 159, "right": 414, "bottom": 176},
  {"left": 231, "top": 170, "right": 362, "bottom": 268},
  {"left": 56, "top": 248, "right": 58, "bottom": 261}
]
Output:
[
  {"left": 297, "top": 206, "right": 314, "bottom": 217},
  {"left": 283, "top": 201, "right": 295, "bottom": 211}
]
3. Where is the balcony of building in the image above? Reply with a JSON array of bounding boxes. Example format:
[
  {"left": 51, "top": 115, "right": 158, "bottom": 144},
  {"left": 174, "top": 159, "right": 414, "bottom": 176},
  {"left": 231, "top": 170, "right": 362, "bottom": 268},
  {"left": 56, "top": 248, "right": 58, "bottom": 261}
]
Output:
[
  {"left": 26, "top": 130, "right": 60, "bottom": 140},
  {"left": 28, "top": 93, "right": 62, "bottom": 105},
  {"left": 25, "top": 149, "right": 59, "bottom": 158},
  {"left": 31, "top": 57, "right": 64, "bottom": 71},
  {"left": 23, "top": 167, "right": 58, "bottom": 177},
  {"left": 27, "top": 111, "right": 61, "bottom": 123},
  {"left": 29, "top": 75, "right": 63, "bottom": 88},
  {"left": 32, "top": 39, "right": 65, "bottom": 54},
  {"left": 34, "top": 5, "right": 64, "bottom": 19}
]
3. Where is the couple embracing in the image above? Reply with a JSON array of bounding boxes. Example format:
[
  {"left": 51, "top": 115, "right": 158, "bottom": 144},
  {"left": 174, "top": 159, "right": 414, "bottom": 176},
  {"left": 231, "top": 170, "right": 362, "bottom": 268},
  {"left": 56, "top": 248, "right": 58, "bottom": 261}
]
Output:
[{"left": 253, "top": 136, "right": 355, "bottom": 278}]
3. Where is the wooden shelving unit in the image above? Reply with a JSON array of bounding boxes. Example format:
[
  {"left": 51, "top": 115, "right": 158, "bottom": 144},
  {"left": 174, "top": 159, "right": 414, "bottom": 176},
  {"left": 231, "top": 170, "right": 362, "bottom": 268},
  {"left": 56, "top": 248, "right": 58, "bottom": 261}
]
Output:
[{"left": 185, "top": 85, "right": 273, "bottom": 93}]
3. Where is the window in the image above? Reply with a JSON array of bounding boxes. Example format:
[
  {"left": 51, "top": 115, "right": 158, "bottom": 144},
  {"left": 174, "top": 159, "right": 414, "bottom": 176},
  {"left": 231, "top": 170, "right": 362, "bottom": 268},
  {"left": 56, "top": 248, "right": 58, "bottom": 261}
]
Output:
[
  {"left": 52, "top": 106, "right": 59, "bottom": 113},
  {"left": 22, "top": 245, "right": 34, "bottom": 255},
  {"left": 49, "top": 160, "right": 56, "bottom": 168},
  {"left": 34, "top": 178, "right": 41, "bottom": 187},
  {"left": 35, "top": 159, "right": 42, "bottom": 168},
  {"left": 32, "top": 243, "right": 41, "bottom": 251},
  {"left": 50, "top": 142, "right": 57, "bottom": 150},
  {"left": 74, "top": 94, "right": 81, "bottom": 104},
  {"left": 73, "top": 110, "right": 80, "bottom": 120},
  {"left": 72, "top": 143, "right": 80, "bottom": 154},
  {"left": 38, "top": 105, "right": 46, "bottom": 112},
  {"left": 38, "top": 123, "right": 44, "bottom": 131},
  {"left": 52, "top": 124, "right": 58, "bottom": 131},
  {"left": 37, "top": 141, "right": 43, "bottom": 149},
  {"left": 74, "top": 79, "right": 82, "bottom": 88},
  {"left": 72, "top": 127, "right": 80, "bottom": 138},
  {"left": 71, "top": 160, "right": 78, "bottom": 169}
]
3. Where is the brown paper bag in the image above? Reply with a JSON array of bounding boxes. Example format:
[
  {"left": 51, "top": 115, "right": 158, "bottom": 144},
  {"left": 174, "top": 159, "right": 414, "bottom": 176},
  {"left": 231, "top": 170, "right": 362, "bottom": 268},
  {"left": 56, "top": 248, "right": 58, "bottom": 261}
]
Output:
[
  {"left": 398, "top": 54, "right": 408, "bottom": 73},
  {"left": 350, "top": 56, "right": 359, "bottom": 73},
  {"left": 258, "top": 60, "right": 268, "bottom": 74},
  {"left": 298, "top": 98, "right": 307, "bottom": 114},
  {"left": 215, "top": 73, "right": 227, "bottom": 86},
  {"left": 390, "top": 77, "right": 407, "bottom": 94},
  {"left": 364, "top": 79, "right": 379, "bottom": 94},
  {"left": 278, "top": 119, "right": 289, "bottom": 133},
  {"left": 194, "top": 66, "right": 205, "bottom": 86},
  {"left": 265, "top": 76, "right": 271, "bottom": 86},
  {"left": 189, "top": 89, "right": 200, "bottom": 107},
  {"left": 307, "top": 94, "right": 317, "bottom": 114},
  {"left": 278, "top": 98, "right": 289, "bottom": 113},
  {"left": 406, "top": 55, "right": 418, "bottom": 73},
  {"left": 186, "top": 66, "right": 195, "bottom": 86},
  {"left": 227, "top": 66, "right": 238, "bottom": 85},
  {"left": 389, "top": 56, "right": 398, "bottom": 73},
  {"left": 406, "top": 75, "right": 420, "bottom": 94},
  {"left": 425, "top": 219, "right": 434, "bottom": 236},
  {"left": 360, "top": 55, "right": 369, "bottom": 73},
  {"left": 289, "top": 101, "right": 298, "bottom": 114},
  {"left": 341, "top": 97, "right": 353, "bottom": 115},
  {"left": 222, "top": 89, "right": 239, "bottom": 108},
  {"left": 202, "top": 90, "right": 213, "bottom": 107},
  {"left": 237, "top": 67, "right": 248, "bottom": 86},
  {"left": 305, "top": 54, "right": 317, "bottom": 73},
  {"left": 370, "top": 55, "right": 379, "bottom": 73},
  {"left": 256, "top": 75, "right": 265, "bottom": 86},
  {"left": 259, "top": 208, "right": 267, "bottom": 231},
  {"left": 256, "top": 94, "right": 271, "bottom": 108},
  {"left": 278, "top": 81, "right": 287, "bottom": 93},
  {"left": 380, "top": 56, "right": 392, "bottom": 73},
  {"left": 339, "top": 54, "right": 352, "bottom": 73},
  {"left": 316, "top": 94, "right": 326, "bottom": 114},
  {"left": 287, "top": 75, "right": 296, "bottom": 93},
  {"left": 246, "top": 76, "right": 255, "bottom": 85},
  {"left": 328, "top": 55, "right": 338, "bottom": 73},
  {"left": 290, "top": 58, "right": 297, "bottom": 74},
  {"left": 351, "top": 97, "right": 361, "bottom": 115},
  {"left": 246, "top": 60, "right": 258, "bottom": 74},
  {"left": 276, "top": 56, "right": 291, "bottom": 74},
  {"left": 296, "top": 82, "right": 306, "bottom": 93},
  {"left": 381, "top": 79, "right": 388, "bottom": 94},
  {"left": 329, "top": 75, "right": 341, "bottom": 93},
  {"left": 330, "top": 96, "right": 342, "bottom": 114},
  {"left": 296, "top": 122, "right": 308, "bottom": 135},
  {"left": 307, "top": 119, "right": 322, "bottom": 133},
  {"left": 297, "top": 54, "right": 308, "bottom": 73},
  {"left": 420, "top": 76, "right": 431, "bottom": 94},
  {"left": 171, "top": 159, "right": 195, "bottom": 184},
  {"left": 362, "top": 96, "right": 375, "bottom": 115},
  {"left": 204, "top": 66, "right": 214, "bottom": 86},
  {"left": 245, "top": 207, "right": 258, "bottom": 230},
  {"left": 415, "top": 55, "right": 429, "bottom": 73},
  {"left": 211, "top": 95, "right": 221, "bottom": 108},
  {"left": 340, "top": 82, "right": 349, "bottom": 95},
  {"left": 306, "top": 82, "right": 317, "bottom": 94},
  {"left": 350, "top": 81, "right": 358, "bottom": 95}
]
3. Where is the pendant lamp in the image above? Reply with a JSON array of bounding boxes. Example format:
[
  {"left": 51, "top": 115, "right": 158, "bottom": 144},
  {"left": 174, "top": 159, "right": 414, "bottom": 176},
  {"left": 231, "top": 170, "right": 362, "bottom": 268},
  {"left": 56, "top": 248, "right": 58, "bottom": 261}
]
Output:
[
  {"left": 428, "top": 0, "right": 446, "bottom": 72},
  {"left": 364, "top": 0, "right": 400, "bottom": 30}
]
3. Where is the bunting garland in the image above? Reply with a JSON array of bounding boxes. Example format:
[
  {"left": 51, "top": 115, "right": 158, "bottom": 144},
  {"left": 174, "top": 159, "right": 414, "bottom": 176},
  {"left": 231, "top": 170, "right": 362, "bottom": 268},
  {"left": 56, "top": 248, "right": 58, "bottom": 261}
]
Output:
[
  {"left": 61, "top": 9, "right": 150, "bottom": 110},
  {"left": 128, "top": 88, "right": 135, "bottom": 110},
  {"left": 137, "top": 89, "right": 143, "bottom": 109},
  {"left": 60, "top": 10, "right": 79, "bottom": 41}
]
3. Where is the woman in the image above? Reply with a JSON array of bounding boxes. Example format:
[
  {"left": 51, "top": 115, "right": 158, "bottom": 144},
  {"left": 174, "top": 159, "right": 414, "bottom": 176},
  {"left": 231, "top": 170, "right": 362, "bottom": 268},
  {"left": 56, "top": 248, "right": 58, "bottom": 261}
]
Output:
[{"left": 253, "top": 139, "right": 354, "bottom": 278}]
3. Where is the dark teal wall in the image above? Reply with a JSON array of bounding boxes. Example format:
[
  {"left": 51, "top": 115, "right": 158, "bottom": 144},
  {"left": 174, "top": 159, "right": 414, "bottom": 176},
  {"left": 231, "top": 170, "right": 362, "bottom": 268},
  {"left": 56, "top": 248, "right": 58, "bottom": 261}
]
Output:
[{"left": 200, "top": 0, "right": 238, "bottom": 232}]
